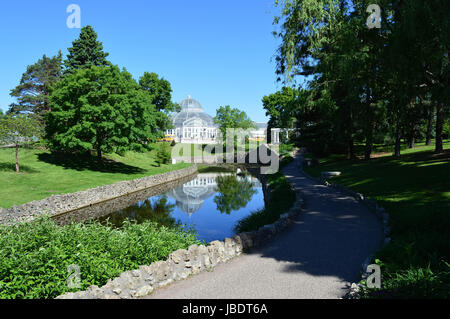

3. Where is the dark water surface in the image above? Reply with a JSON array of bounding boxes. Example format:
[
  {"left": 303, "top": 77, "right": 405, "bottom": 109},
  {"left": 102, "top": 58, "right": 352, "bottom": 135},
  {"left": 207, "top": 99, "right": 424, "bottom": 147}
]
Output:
[{"left": 97, "top": 173, "right": 264, "bottom": 242}]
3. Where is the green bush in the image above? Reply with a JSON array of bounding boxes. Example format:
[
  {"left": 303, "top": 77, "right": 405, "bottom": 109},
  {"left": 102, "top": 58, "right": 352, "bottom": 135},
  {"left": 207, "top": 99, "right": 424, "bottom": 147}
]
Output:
[
  {"left": 0, "top": 217, "right": 200, "bottom": 299},
  {"left": 155, "top": 142, "right": 172, "bottom": 166}
]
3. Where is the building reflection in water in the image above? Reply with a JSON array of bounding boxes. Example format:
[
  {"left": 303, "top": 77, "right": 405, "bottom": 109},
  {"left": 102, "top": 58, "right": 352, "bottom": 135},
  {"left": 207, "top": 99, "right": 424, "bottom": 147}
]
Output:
[
  {"left": 165, "top": 173, "right": 262, "bottom": 217},
  {"left": 98, "top": 172, "right": 264, "bottom": 241}
]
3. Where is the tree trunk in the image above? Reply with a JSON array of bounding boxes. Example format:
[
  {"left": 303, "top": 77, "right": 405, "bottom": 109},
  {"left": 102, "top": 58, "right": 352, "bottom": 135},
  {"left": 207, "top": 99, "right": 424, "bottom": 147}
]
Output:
[
  {"left": 347, "top": 138, "right": 355, "bottom": 160},
  {"left": 425, "top": 106, "right": 434, "bottom": 146},
  {"left": 394, "top": 120, "right": 401, "bottom": 158},
  {"left": 97, "top": 147, "right": 102, "bottom": 165},
  {"left": 435, "top": 103, "right": 444, "bottom": 153},
  {"left": 15, "top": 144, "right": 19, "bottom": 173},
  {"left": 347, "top": 106, "right": 356, "bottom": 160},
  {"left": 408, "top": 137, "right": 415, "bottom": 148},
  {"left": 364, "top": 120, "right": 375, "bottom": 160},
  {"left": 408, "top": 126, "right": 417, "bottom": 148}
]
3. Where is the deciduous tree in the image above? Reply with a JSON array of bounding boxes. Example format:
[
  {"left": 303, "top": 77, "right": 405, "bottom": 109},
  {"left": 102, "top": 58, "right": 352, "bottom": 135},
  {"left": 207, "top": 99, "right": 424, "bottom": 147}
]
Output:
[
  {"left": 45, "top": 65, "right": 160, "bottom": 163},
  {"left": 0, "top": 114, "right": 42, "bottom": 172}
]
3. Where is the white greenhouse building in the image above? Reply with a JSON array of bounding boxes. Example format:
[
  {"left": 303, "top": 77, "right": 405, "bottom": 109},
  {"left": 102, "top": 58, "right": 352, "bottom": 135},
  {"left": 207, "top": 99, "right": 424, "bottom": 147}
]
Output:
[
  {"left": 165, "top": 96, "right": 219, "bottom": 144},
  {"left": 164, "top": 96, "right": 282, "bottom": 145}
]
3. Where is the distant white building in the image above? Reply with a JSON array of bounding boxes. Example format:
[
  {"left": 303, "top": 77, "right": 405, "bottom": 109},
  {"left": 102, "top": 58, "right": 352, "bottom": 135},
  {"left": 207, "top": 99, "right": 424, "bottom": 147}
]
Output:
[
  {"left": 164, "top": 96, "right": 281, "bottom": 144},
  {"left": 165, "top": 96, "right": 218, "bottom": 144},
  {"left": 249, "top": 122, "right": 267, "bottom": 142}
]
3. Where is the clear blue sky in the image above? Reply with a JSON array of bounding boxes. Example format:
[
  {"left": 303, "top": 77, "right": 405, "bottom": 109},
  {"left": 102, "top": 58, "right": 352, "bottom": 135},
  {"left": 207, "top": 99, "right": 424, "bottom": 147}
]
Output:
[{"left": 0, "top": 0, "right": 284, "bottom": 122}]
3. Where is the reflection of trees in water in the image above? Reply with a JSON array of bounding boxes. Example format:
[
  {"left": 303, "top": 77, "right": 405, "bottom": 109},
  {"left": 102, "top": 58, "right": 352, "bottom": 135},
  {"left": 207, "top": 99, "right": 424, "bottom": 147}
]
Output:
[
  {"left": 214, "top": 175, "right": 257, "bottom": 215},
  {"left": 100, "top": 196, "right": 180, "bottom": 228}
]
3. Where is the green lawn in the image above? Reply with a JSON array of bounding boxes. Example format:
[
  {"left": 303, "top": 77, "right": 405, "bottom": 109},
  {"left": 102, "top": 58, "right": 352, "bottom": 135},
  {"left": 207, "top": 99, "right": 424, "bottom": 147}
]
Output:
[
  {"left": 0, "top": 146, "right": 191, "bottom": 209},
  {"left": 304, "top": 140, "right": 450, "bottom": 298}
]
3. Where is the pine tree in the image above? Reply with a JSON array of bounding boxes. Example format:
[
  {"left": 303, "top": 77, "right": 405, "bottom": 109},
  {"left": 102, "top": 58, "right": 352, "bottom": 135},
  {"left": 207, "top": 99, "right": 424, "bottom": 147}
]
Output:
[
  {"left": 9, "top": 52, "right": 63, "bottom": 116},
  {"left": 63, "top": 25, "right": 110, "bottom": 74}
]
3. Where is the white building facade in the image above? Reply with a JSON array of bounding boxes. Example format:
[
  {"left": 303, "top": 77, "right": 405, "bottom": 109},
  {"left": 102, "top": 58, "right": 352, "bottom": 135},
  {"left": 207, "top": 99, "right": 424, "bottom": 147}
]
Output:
[
  {"left": 165, "top": 96, "right": 219, "bottom": 144},
  {"left": 165, "top": 96, "right": 282, "bottom": 144}
]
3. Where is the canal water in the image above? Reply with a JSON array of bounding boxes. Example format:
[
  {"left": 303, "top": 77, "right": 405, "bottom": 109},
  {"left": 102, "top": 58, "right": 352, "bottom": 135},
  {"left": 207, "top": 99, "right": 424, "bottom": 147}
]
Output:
[{"left": 96, "top": 172, "right": 264, "bottom": 242}]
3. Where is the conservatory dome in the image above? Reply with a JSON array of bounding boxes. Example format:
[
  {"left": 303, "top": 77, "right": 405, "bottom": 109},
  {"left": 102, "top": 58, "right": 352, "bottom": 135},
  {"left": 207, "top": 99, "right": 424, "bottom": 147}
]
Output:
[
  {"left": 165, "top": 96, "right": 219, "bottom": 144},
  {"left": 179, "top": 97, "right": 204, "bottom": 111}
]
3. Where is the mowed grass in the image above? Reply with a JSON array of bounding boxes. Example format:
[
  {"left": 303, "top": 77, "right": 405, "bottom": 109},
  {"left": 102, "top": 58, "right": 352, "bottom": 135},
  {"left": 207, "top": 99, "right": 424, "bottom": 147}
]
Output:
[
  {"left": 0, "top": 146, "right": 191, "bottom": 208},
  {"left": 304, "top": 140, "right": 450, "bottom": 298}
]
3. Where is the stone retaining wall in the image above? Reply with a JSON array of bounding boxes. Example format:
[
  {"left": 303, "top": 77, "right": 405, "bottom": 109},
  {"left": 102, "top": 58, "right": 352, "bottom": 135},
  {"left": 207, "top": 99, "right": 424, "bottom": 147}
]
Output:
[
  {"left": 0, "top": 165, "right": 198, "bottom": 225},
  {"left": 56, "top": 171, "right": 304, "bottom": 299},
  {"left": 52, "top": 174, "right": 196, "bottom": 226}
]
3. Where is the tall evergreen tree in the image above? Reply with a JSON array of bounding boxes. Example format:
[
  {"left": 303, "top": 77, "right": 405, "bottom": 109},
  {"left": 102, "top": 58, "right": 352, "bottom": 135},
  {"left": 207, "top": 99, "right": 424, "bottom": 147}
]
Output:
[
  {"left": 63, "top": 25, "right": 110, "bottom": 74},
  {"left": 9, "top": 52, "right": 63, "bottom": 116}
]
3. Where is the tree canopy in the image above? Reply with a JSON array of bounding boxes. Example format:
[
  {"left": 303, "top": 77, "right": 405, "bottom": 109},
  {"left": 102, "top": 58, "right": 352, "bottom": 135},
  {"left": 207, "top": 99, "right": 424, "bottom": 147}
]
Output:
[
  {"left": 63, "top": 25, "right": 110, "bottom": 74},
  {"left": 139, "top": 72, "right": 179, "bottom": 113},
  {"left": 9, "top": 52, "right": 63, "bottom": 116},
  {"left": 272, "top": 0, "right": 449, "bottom": 157},
  {"left": 45, "top": 65, "right": 160, "bottom": 162},
  {"left": 0, "top": 114, "right": 42, "bottom": 172},
  {"left": 139, "top": 72, "right": 180, "bottom": 132},
  {"left": 214, "top": 105, "right": 255, "bottom": 141}
]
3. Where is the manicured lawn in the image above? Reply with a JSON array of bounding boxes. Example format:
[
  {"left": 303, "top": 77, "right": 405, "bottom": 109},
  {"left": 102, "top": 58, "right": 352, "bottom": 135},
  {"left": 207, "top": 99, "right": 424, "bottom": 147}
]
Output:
[
  {"left": 0, "top": 146, "right": 191, "bottom": 208},
  {"left": 304, "top": 140, "right": 450, "bottom": 298}
]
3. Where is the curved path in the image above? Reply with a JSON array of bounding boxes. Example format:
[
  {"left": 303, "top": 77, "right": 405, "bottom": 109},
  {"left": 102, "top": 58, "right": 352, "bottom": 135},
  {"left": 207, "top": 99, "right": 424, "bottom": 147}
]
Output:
[{"left": 144, "top": 151, "right": 383, "bottom": 299}]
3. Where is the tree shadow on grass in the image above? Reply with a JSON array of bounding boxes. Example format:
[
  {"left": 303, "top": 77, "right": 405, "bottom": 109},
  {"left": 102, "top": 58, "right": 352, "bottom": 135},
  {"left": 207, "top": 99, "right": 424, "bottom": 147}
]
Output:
[
  {"left": 37, "top": 152, "right": 146, "bottom": 174},
  {"left": 0, "top": 162, "right": 39, "bottom": 173}
]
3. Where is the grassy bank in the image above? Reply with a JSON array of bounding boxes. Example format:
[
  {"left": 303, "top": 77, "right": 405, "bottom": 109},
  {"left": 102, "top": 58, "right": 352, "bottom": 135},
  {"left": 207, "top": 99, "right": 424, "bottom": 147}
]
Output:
[
  {"left": 0, "top": 146, "right": 191, "bottom": 208},
  {"left": 234, "top": 157, "right": 297, "bottom": 233},
  {"left": 304, "top": 140, "right": 450, "bottom": 298},
  {"left": 0, "top": 217, "right": 200, "bottom": 299},
  {"left": 197, "top": 164, "right": 238, "bottom": 174}
]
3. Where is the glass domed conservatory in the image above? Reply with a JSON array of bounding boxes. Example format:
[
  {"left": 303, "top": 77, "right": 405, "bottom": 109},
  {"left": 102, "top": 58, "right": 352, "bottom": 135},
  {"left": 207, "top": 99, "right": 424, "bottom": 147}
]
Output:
[{"left": 165, "top": 96, "right": 219, "bottom": 144}]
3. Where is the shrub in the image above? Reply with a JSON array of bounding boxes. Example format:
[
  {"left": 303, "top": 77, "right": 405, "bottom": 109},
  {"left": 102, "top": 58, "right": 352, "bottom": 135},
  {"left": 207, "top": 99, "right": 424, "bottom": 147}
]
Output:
[
  {"left": 155, "top": 142, "right": 172, "bottom": 166},
  {"left": 0, "top": 217, "right": 200, "bottom": 299}
]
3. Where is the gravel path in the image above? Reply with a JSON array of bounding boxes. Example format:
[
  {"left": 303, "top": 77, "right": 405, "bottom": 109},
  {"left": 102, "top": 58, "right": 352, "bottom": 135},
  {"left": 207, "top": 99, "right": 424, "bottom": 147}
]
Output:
[{"left": 144, "top": 151, "right": 383, "bottom": 299}]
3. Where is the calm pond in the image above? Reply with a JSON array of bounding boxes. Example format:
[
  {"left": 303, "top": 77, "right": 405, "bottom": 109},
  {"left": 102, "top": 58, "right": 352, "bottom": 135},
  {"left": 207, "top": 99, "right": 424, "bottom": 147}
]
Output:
[{"left": 97, "top": 172, "right": 264, "bottom": 242}]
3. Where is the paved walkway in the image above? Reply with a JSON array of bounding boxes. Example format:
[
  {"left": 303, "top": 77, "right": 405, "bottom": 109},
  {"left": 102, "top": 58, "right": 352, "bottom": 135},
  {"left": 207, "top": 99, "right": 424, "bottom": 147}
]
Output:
[{"left": 145, "top": 151, "right": 383, "bottom": 299}]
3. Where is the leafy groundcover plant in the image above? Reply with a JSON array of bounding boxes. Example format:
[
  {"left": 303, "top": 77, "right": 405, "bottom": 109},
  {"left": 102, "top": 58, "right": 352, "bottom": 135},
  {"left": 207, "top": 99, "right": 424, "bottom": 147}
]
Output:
[{"left": 0, "top": 216, "right": 201, "bottom": 299}]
